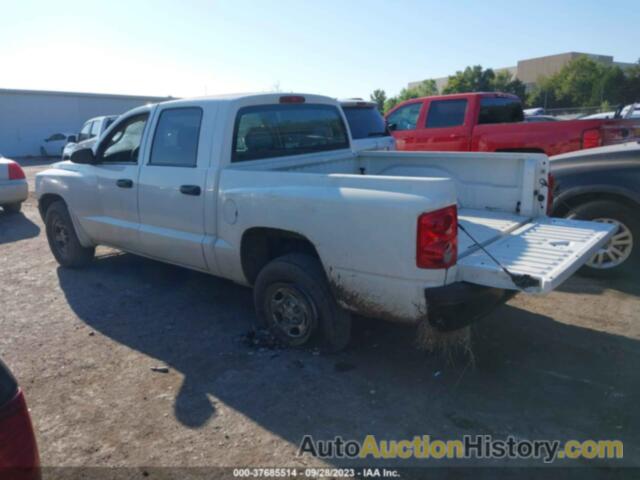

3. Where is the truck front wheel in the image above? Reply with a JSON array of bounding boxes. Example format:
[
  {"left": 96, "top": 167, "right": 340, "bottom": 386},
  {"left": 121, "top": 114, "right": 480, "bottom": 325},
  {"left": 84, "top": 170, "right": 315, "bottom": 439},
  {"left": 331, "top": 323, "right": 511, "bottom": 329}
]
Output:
[
  {"left": 253, "top": 254, "right": 351, "bottom": 352},
  {"left": 45, "top": 201, "right": 95, "bottom": 268}
]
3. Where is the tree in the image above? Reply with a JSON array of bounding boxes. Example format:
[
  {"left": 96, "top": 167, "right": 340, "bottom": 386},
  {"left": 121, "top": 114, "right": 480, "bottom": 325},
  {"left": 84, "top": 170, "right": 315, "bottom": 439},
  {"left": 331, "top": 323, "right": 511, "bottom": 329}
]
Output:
[
  {"left": 492, "top": 70, "right": 526, "bottom": 99},
  {"left": 369, "top": 89, "right": 387, "bottom": 112},
  {"left": 442, "top": 65, "right": 495, "bottom": 94},
  {"left": 527, "top": 56, "right": 640, "bottom": 109},
  {"left": 381, "top": 79, "right": 439, "bottom": 113}
]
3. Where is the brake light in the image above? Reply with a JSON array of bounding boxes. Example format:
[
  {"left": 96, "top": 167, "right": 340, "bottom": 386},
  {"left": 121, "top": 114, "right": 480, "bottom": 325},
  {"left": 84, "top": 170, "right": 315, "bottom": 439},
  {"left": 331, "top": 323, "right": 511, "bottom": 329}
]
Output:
[
  {"left": 581, "top": 128, "right": 602, "bottom": 149},
  {"left": 546, "top": 173, "right": 555, "bottom": 215},
  {"left": 417, "top": 205, "right": 458, "bottom": 269},
  {"left": 279, "top": 95, "right": 305, "bottom": 104},
  {"left": 0, "top": 390, "right": 40, "bottom": 478},
  {"left": 8, "top": 162, "right": 25, "bottom": 180}
]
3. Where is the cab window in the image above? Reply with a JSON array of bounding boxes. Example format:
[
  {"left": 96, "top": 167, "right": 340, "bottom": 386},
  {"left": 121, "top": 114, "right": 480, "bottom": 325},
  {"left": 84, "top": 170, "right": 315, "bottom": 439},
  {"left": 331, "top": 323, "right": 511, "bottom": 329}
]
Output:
[
  {"left": 232, "top": 104, "right": 348, "bottom": 162},
  {"left": 150, "top": 108, "right": 202, "bottom": 167},
  {"left": 97, "top": 114, "right": 149, "bottom": 164},
  {"left": 386, "top": 103, "right": 421, "bottom": 131},
  {"left": 426, "top": 99, "right": 467, "bottom": 128}
]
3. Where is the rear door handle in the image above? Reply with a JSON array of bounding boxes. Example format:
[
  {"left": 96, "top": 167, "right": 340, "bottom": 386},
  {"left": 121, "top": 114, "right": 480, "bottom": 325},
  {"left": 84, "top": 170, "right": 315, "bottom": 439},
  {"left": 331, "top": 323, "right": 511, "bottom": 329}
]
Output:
[
  {"left": 180, "top": 185, "right": 201, "bottom": 196},
  {"left": 116, "top": 179, "right": 133, "bottom": 188}
]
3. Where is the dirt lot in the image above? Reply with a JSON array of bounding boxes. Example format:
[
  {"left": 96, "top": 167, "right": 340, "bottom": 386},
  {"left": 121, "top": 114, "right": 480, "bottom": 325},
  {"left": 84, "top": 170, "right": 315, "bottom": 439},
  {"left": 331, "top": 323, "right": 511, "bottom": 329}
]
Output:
[{"left": 1, "top": 158, "right": 639, "bottom": 474}]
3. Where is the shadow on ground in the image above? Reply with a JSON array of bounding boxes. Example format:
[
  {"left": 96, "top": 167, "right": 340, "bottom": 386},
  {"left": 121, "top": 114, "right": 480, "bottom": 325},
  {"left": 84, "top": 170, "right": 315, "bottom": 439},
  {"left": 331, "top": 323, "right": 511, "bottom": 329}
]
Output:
[
  {"left": 56, "top": 253, "right": 640, "bottom": 468},
  {"left": 557, "top": 270, "right": 640, "bottom": 297},
  {"left": 0, "top": 211, "right": 41, "bottom": 244}
]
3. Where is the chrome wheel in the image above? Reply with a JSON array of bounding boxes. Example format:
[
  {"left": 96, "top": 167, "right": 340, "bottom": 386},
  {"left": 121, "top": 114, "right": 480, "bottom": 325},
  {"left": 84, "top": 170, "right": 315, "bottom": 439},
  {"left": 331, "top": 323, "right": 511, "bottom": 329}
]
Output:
[
  {"left": 266, "top": 284, "right": 316, "bottom": 344},
  {"left": 586, "top": 218, "right": 633, "bottom": 269},
  {"left": 52, "top": 216, "right": 71, "bottom": 257}
]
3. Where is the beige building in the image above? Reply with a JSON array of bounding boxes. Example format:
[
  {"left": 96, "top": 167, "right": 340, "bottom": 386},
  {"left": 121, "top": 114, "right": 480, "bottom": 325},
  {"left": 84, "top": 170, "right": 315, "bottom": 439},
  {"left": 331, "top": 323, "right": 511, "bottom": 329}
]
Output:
[{"left": 409, "top": 52, "right": 636, "bottom": 92}]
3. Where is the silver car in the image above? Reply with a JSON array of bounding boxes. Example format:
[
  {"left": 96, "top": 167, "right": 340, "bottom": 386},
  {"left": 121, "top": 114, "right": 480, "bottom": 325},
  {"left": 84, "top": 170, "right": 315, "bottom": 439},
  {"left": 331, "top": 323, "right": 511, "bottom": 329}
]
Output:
[{"left": 0, "top": 156, "right": 28, "bottom": 214}]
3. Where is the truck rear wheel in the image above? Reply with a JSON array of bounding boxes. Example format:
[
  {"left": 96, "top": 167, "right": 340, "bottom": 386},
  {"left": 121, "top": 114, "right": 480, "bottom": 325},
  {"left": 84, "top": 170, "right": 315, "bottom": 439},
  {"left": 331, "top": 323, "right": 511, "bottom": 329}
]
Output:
[
  {"left": 45, "top": 201, "right": 95, "bottom": 268},
  {"left": 253, "top": 253, "right": 351, "bottom": 352},
  {"left": 568, "top": 200, "right": 639, "bottom": 276}
]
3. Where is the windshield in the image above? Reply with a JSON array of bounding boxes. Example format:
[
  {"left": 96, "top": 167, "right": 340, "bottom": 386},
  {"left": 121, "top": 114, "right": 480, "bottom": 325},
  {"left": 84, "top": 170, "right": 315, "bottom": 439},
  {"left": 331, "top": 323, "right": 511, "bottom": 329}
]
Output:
[{"left": 342, "top": 106, "right": 388, "bottom": 139}]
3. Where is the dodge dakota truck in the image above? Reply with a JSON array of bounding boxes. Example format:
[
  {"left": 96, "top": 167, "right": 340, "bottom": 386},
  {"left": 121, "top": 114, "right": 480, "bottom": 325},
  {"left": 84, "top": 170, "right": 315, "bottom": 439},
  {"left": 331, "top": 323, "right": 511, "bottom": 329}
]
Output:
[
  {"left": 386, "top": 92, "right": 639, "bottom": 156},
  {"left": 35, "top": 93, "right": 615, "bottom": 351}
]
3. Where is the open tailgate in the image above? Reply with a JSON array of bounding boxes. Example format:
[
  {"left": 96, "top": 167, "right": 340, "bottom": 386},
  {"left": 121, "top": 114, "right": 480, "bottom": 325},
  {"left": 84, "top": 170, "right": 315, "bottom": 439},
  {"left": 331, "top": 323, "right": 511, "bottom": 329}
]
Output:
[{"left": 457, "top": 217, "right": 616, "bottom": 294}]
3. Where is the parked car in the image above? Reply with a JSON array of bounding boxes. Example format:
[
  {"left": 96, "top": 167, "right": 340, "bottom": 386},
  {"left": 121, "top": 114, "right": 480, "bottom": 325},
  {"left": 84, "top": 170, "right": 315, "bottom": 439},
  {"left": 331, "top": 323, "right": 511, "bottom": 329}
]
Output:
[
  {"left": 621, "top": 103, "right": 640, "bottom": 119},
  {"left": 524, "top": 115, "right": 558, "bottom": 122},
  {"left": 62, "top": 115, "right": 118, "bottom": 160},
  {"left": 386, "top": 92, "right": 639, "bottom": 156},
  {"left": 0, "top": 357, "right": 40, "bottom": 479},
  {"left": 36, "top": 93, "right": 614, "bottom": 350},
  {"left": 550, "top": 141, "right": 640, "bottom": 275},
  {"left": 523, "top": 107, "right": 545, "bottom": 116},
  {"left": 0, "top": 156, "right": 28, "bottom": 214},
  {"left": 339, "top": 99, "right": 395, "bottom": 151},
  {"left": 40, "top": 133, "right": 75, "bottom": 157}
]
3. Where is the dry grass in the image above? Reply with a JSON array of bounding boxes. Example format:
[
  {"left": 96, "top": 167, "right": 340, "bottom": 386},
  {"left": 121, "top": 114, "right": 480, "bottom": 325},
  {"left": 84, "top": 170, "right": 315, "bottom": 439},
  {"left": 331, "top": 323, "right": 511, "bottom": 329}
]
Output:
[{"left": 415, "top": 320, "right": 475, "bottom": 367}]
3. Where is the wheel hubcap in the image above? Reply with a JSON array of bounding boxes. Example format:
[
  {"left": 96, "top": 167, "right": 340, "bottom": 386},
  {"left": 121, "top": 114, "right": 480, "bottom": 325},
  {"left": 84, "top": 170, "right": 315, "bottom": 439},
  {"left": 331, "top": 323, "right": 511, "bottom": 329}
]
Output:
[
  {"left": 586, "top": 218, "right": 633, "bottom": 269},
  {"left": 52, "top": 217, "right": 70, "bottom": 256},
  {"left": 267, "top": 284, "right": 315, "bottom": 342}
]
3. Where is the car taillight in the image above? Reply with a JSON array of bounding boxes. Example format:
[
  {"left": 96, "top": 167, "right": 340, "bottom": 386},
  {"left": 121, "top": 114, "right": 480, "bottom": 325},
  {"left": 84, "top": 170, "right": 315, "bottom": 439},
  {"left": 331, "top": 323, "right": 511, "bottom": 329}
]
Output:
[
  {"left": 581, "top": 128, "right": 602, "bottom": 149},
  {"left": 417, "top": 205, "right": 458, "bottom": 269},
  {"left": 8, "top": 162, "right": 25, "bottom": 180},
  {"left": 546, "top": 173, "right": 555, "bottom": 215},
  {"left": 0, "top": 390, "right": 40, "bottom": 479}
]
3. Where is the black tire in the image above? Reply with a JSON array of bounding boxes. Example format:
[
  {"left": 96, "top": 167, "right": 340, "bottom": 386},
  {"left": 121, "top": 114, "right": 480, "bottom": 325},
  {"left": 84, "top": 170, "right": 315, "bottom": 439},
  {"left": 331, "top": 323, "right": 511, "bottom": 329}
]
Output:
[
  {"left": 2, "top": 202, "right": 22, "bottom": 214},
  {"left": 253, "top": 253, "right": 351, "bottom": 352},
  {"left": 568, "top": 200, "right": 639, "bottom": 277},
  {"left": 45, "top": 201, "right": 95, "bottom": 268}
]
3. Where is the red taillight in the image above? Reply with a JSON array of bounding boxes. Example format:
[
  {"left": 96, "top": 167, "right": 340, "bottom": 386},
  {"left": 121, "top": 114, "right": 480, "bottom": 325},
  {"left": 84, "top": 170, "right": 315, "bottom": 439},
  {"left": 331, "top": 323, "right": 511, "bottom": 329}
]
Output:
[
  {"left": 8, "top": 162, "right": 25, "bottom": 180},
  {"left": 581, "top": 128, "right": 602, "bottom": 149},
  {"left": 417, "top": 205, "right": 458, "bottom": 269},
  {"left": 0, "top": 390, "right": 40, "bottom": 478},
  {"left": 546, "top": 173, "right": 555, "bottom": 215},
  {"left": 279, "top": 95, "right": 305, "bottom": 104}
]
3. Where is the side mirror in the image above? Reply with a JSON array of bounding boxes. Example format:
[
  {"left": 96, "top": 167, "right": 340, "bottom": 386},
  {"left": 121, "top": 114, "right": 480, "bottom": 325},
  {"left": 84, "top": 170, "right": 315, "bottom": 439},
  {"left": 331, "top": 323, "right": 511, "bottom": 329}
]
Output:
[
  {"left": 70, "top": 148, "right": 97, "bottom": 164},
  {"left": 387, "top": 122, "right": 397, "bottom": 132},
  {"left": 67, "top": 135, "right": 77, "bottom": 143}
]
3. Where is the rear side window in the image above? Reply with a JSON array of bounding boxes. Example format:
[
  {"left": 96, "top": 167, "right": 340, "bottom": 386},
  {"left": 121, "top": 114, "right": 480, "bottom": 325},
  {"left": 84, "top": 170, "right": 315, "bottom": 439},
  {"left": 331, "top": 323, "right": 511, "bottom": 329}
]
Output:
[
  {"left": 150, "top": 108, "right": 202, "bottom": 167},
  {"left": 342, "top": 106, "right": 388, "bottom": 139},
  {"left": 426, "top": 99, "right": 467, "bottom": 128},
  {"left": 386, "top": 103, "right": 421, "bottom": 131},
  {"left": 478, "top": 97, "right": 524, "bottom": 124},
  {"left": 233, "top": 104, "right": 348, "bottom": 162}
]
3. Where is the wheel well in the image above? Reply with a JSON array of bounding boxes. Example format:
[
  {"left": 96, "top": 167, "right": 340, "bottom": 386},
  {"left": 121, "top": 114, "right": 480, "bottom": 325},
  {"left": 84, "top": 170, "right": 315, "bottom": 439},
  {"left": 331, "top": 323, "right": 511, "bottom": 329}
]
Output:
[
  {"left": 495, "top": 148, "right": 546, "bottom": 154},
  {"left": 552, "top": 192, "right": 639, "bottom": 217},
  {"left": 38, "top": 193, "right": 65, "bottom": 220},
  {"left": 241, "top": 228, "right": 320, "bottom": 285}
]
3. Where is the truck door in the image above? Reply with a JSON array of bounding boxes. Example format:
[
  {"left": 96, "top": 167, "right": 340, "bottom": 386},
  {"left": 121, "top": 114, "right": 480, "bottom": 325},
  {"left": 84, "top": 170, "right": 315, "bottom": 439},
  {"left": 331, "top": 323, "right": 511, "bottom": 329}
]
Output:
[
  {"left": 414, "top": 98, "right": 471, "bottom": 151},
  {"left": 88, "top": 112, "right": 149, "bottom": 251},
  {"left": 136, "top": 106, "right": 209, "bottom": 270}
]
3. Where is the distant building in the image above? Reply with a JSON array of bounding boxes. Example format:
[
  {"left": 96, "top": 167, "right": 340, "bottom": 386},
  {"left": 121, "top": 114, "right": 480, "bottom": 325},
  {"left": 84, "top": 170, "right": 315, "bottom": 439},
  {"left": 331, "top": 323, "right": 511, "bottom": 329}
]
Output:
[
  {"left": 408, "top": 52, "right": 636, "bottom": 93},
  {"left": 0, "top": 88, "right": 172, "bottom": 157}
]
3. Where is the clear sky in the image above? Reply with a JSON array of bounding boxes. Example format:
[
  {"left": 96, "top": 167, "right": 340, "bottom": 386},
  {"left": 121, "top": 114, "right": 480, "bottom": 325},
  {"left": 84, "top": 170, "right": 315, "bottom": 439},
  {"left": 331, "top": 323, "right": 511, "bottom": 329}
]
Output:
[{"left": 2, "top": 0, "right": 638, "bottom": 100}]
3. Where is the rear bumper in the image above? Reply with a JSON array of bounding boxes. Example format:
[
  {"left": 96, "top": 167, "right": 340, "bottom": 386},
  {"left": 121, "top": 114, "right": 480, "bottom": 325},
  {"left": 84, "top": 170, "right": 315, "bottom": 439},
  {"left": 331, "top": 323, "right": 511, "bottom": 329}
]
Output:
[
  {"left": 0, "top": 180, "right": 28, "bottom": 205},
  {"left": 425, "top": 282, "right": 515, "bottom": 331}
]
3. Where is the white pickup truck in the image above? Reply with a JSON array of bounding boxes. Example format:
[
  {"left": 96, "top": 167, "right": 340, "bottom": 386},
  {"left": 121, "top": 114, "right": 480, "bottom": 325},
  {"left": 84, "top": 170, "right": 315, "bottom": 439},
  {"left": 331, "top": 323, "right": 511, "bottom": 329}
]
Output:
[{"left": 36, "top": 93, "right": 615, "bottom": 350}]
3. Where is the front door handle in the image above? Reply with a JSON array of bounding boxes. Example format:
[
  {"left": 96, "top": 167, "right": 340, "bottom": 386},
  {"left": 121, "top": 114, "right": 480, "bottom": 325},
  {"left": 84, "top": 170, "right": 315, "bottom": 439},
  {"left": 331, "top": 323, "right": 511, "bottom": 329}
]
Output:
[
  {"left": 180, "top": 185, "right": 201, "bottom": 196},
  {"left": 116, "top": 179, "right": 133, "bottom": 188}
]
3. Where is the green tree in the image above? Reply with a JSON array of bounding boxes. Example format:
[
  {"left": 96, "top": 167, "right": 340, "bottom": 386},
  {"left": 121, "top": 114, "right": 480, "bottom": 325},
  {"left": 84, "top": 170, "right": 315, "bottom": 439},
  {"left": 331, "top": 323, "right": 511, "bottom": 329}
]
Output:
[
  {"left": 492, "top": 70, "right": 527, "bottom": 98},
  {"left": 527, "top": 56, "right": 640, "bottom": 109},
  {"left": 382, "top": 79, "right": 438, "bottom": 113},
  {"left": 442, "top": 65, "right": 495, "bottom": 94},
  {"left": 369, "top": 89, "right": 387, "bottom": 112}
]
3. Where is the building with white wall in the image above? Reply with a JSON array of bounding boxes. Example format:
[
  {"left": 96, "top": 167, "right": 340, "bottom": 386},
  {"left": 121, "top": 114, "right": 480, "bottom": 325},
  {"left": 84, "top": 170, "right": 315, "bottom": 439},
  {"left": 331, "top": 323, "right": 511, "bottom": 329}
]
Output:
[{"left": 0, "top": 89, "right": 172, "bottom": 157}]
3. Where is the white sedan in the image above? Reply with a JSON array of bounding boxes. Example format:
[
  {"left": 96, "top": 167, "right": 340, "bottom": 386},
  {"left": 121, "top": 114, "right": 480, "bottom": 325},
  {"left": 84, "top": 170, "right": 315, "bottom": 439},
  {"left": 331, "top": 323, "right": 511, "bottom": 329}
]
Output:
[
  {"left": 40, "top": 133, "right": 75, "bottom": 157},
  {"left": 0, "top": 156, "right": 28, "bottom": 214}
]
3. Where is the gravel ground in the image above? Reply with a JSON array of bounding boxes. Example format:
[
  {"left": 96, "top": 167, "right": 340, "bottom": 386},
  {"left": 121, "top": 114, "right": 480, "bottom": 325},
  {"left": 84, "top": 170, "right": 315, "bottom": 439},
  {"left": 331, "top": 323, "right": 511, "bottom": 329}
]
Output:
[{"left": 1, "top": 158, "right": 639, "bottom": 474}]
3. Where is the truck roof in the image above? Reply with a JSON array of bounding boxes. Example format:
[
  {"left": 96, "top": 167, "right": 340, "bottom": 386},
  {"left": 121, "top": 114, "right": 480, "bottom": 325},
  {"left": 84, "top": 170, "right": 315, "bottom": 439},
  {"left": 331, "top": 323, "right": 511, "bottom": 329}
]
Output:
[
  {"left": 161, "top": 92, "right": 338, "bottom": 108},
  {"left": 400, "top": 91, "right": 521, "bottom": 103}
]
